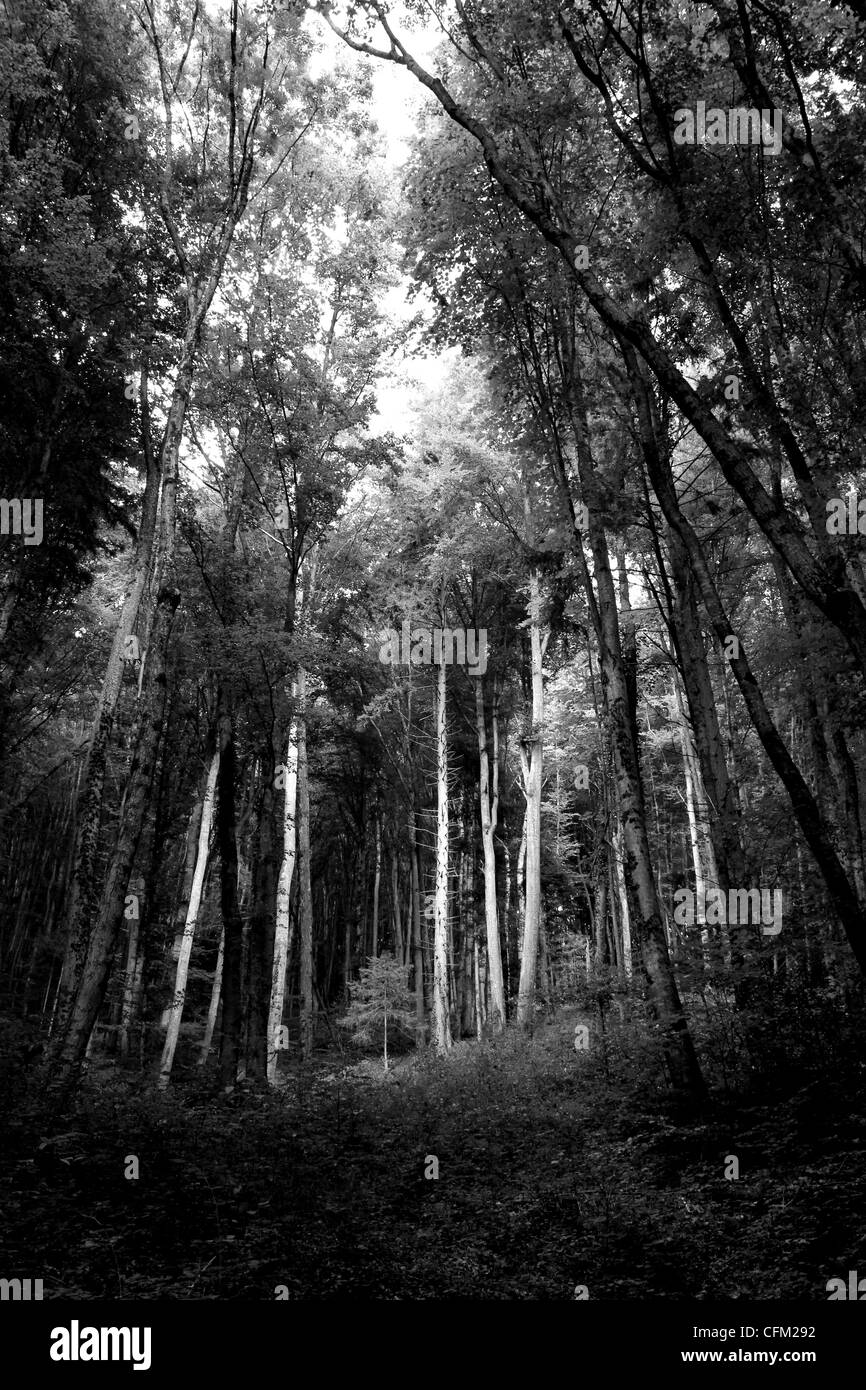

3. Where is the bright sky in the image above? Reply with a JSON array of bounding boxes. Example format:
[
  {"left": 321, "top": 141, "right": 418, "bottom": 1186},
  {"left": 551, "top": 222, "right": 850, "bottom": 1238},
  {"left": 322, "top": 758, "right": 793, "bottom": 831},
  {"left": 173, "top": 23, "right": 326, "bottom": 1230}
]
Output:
[{"left": 304, "top": 3, "right": 458, "bottom": 438}]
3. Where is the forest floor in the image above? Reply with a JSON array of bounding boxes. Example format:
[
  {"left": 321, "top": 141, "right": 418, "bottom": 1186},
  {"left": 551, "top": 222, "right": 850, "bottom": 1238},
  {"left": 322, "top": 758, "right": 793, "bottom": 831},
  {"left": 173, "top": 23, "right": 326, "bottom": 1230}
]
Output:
[{"left": 2, "top": 1002, "right": 865, "bottom": 1300}]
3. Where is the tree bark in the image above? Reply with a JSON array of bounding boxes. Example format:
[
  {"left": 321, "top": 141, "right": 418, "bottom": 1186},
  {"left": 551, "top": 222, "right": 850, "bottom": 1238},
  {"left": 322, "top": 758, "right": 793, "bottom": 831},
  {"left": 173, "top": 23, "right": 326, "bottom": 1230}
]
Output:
[
  {"left": 475, "top": 680, "right": 506, "bottom": 1031},
  {"left": 267, "top": 704, "right": 298, "bottom": 1082},
  {"left": 432, "top": 656, "right": 452, "bottom": 1054},
  {"left": 217, "top": 687, "right": 243, "bottom": 1090},
  {"left": 50, "top": 586, "right": 180, "bottom": 1088},
  {"left": 516, "top": 565, "right": 545, "bottom": 1026},
  {"left": 199, "top": 927, "right": 224, "bottom": 1066},
  {"left": 409, "top": 806, "right": 425, "bottom": 1040},
  {"left": 158, "top": 743, "right": 220, "bottom": 1087},
  {"left": 626, "top": 345, "right": 866, "bottom": 976},
  {"left": 371, "top": 811, "right": 382, "bottom": 958},
  {"left": 297, "top": 669, "right": 315, "bottom": 1062}
]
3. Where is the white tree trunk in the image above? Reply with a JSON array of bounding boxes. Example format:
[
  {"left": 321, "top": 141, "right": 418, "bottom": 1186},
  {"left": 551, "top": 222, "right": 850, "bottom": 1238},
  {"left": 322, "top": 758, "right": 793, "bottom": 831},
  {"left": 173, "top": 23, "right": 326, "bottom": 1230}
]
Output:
[
  {"left": 612, "top": 820, "right": 633, "bottom": 981},
  {"left": 517, "top": 566, "right": 547, "bottom": 1025},
  {"left": 476, "top": 681, "right": 505, "bottom": 1031},
  {"left": 267, "top": 703, "right": 299, "bottom": 1083},
  {"left": 433, "top": 657, "right": 452, "bottom": 1053},
  {"left": 158, "top": 745, "right": 220, "bottom": 1087}
]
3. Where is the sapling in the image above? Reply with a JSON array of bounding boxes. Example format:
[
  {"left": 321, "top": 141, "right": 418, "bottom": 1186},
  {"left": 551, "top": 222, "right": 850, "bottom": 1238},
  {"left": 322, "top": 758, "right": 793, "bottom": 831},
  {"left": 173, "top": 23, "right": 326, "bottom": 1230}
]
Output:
[{"left": 340, "top": 952, "right": 415, "bottom": 1070}]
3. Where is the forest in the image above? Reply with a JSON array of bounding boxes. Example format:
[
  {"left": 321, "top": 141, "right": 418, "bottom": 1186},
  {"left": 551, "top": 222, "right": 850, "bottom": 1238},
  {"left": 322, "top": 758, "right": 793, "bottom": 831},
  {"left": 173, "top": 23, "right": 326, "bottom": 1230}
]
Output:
[{"left": 1, "top": 0, "right": 866, "bottom": 1324}]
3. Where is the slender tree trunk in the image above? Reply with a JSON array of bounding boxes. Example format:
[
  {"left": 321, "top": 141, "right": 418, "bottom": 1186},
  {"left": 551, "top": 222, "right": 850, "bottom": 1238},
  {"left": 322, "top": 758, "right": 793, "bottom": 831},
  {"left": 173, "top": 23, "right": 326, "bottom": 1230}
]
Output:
[
  {"left": 391, "top": 854, "right": 404, "bottom": 964},
  {"left": 409, "top": 808, "right": 425, "bottom": 1040},
  {"left": 516, "top": 817, "right": 527, "bottom": 960},
  {"left": 158, "top": 743, "right": 220, "bottom": 1087},
  {"left": 460, "top": 851, "right": 475, "bottom": 1036},
  {"left": 432, "top": 658, "right": 452, "bottom": 1054},
  {"left": 49, "top": 586, "right": 180, "bottom": 1088},
  {"left": 344, "top": 879, "right": 354, "bottom": 996},
  {"left": 267, "top": 706, "right": 298, "bottom": 1082},
  {"left": 119, "top": 914, "right": 142, "bottom": 1062},
  {"left": 53, "top": 443, "right": 161, "bottom": 1037},
  {"left": 667, "top": 524, "right": 743, "bottom": 888},
  {"left": 297, "top": 669, "right": 314, "bottom": 1061},
  {"left": 200, "top": 927, "right": 224, "bottom": 1065},
  {"left": 593, "top": 874, "right": 609, "bottom": 971},
  {"left": 371, "top": 812, "right": 382, "bottom": 958},
  {"left": 611, "top": 820, "right": 633, "bottom": 981},
  {"left": 627, "top": 346, "right": 866, "bottom": 977},
  {"left": 517, "top": 566, "right": 546, "bottom": 1026},
  {"left": 217, "top": 689, "right": 243, "bottom": 1090},
  {"left": 476, "top": 681, "right": 506, "bottom": 1031},
  {"left": 247, "top": 771, "right": 278, "bottom": 1083},
  {"left": 560, "top": 347, "right": 705, "bottom": 1098}
]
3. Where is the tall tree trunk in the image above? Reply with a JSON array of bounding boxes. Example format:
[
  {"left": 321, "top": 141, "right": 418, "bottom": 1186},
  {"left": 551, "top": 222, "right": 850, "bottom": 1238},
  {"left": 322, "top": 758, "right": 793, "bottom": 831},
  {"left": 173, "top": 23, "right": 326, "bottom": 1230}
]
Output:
[
  {"left": 119, "top": 912, "right": 143, "bottom": 1062},
  {"left": 391, "top": 853, "right": 404, "bottom": 964},
  {"left": 267, "top": 705, "right": 298, "bottom": 1083},
  {"left": 593, "top": 874, "right": 608, "bottom": 971},
  {"left": 517, "top": 566, "right": 546, "bottom": 1026},
  {"left": 560, "top": 344, "right": 705, "bottom": 1098},
  {"left": 49, "top": 586, "right": 180, "bottom": 1089},
  {"left": 674, "top": 679, "right": 723, "bottom": 965},
  {"left": 432, "top": 658, "right": 452, "bottom": 1054},
  {"left": 297, "top": 669, "right": 314, "bottom": 1061},
  {"left": 626, "top": 345, "right": 866, "bottom": 977},
  {"left": 344, "top": 874, "right": 354, "bottom": 996},
  {"left": 371, "top": 812, "right": 382, "bottom": 958},
  {"left": 158, "top": 743, "right": 220, "bottom": 1087},
  {"left": 667, "top": 524, "right": 744, "bottom": 889},
  {"left": 199, "top": 927, "right": 224, "bottom": 1065},
  {"left": 409, "top": 806, "right": 425, "bottom": 1040},
  {"left": 611, "top": 820, "right": 633, "bottom": 982},
  {"left": 246, "top": 768, "right": 278, "bottom": 1083},
  {"left": 459, "top": 849, "right": 475, "bottom": 1036},
  {"left": 516, "top": 816, "right": 527, "bottom": 961},
  {"left": 217, "top": 688, "right": 243, "bottom": 1090},
  {"left": 476, "top": 680, "right": 506, "bottom": 1031},
  {"left": 53, "top": 438, "right": 161, "bottom": 1038}
]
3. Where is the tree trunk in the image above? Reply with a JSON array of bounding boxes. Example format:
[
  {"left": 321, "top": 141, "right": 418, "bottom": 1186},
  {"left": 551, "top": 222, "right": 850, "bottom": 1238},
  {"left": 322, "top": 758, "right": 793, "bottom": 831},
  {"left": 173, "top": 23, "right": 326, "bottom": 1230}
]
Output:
[
  {"left": 297, "top": 669, "right": 314, "bottom": 1061},
  {"left": 50, "top": 586, "right": 180, "bottom": 1088},
  {"left": 626, "top": 345, "right": 866, "bottom": 978},
  {"left": 267, "top": 705, "right": 298, "bottom": 1083},
  {"left": 217, "top": 688, "right": 243, "bottom": 1090},
  {"left": 476, "top": 681, "right": 506, "bottom": 1031},
  {"left": 667, "top": 524, "right": 744, "bottom": 888},
  {"left": 409, "top": 807, "right": 425, "bottom": 1040},
  {"left": 53, "top": 439, "right": 161, "bottom": 1038},
  {"left": 516, "top": 566, "right": 545, "bottom": 1026},
  {"left": 371, "top": 812, "right": 382, "bottom": 958},
  {"left": 593, "top": 875, "right": 608, "bottom": 971},
  {"left": 562, "top": 348, "right": 705, "bottom": 1099},
  {"left": 119, "top": 914, "right": 142, "bottom": 1062},
  {"left": 432, "top": 658, "right": 451, "bottom": 1054},
  {"left": 246, "top": 768, "right": 278, "bottom": 1083},
  {"left": 391, "top": 853, "right": 404, "bottom": 964},
  {"left": 158, "top": 743, "right": 220, "bottom": 1087},
  {"left": 199, "top": 927, "right": 224, "bottom": 1065}
]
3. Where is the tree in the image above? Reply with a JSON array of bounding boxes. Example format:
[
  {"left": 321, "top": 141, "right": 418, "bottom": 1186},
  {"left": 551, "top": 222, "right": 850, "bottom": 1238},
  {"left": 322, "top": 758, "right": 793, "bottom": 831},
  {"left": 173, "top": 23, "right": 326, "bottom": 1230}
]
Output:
[{"left": 340, "top": 951, "right": 415, "bottom": 1070}]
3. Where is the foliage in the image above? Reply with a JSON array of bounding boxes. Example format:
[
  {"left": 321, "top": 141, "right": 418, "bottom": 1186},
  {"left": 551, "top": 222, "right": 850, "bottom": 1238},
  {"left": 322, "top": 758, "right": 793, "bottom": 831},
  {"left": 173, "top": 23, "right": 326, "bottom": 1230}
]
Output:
[{"left": 340, "top": 952, "right": 415, "bottom": 1068}]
